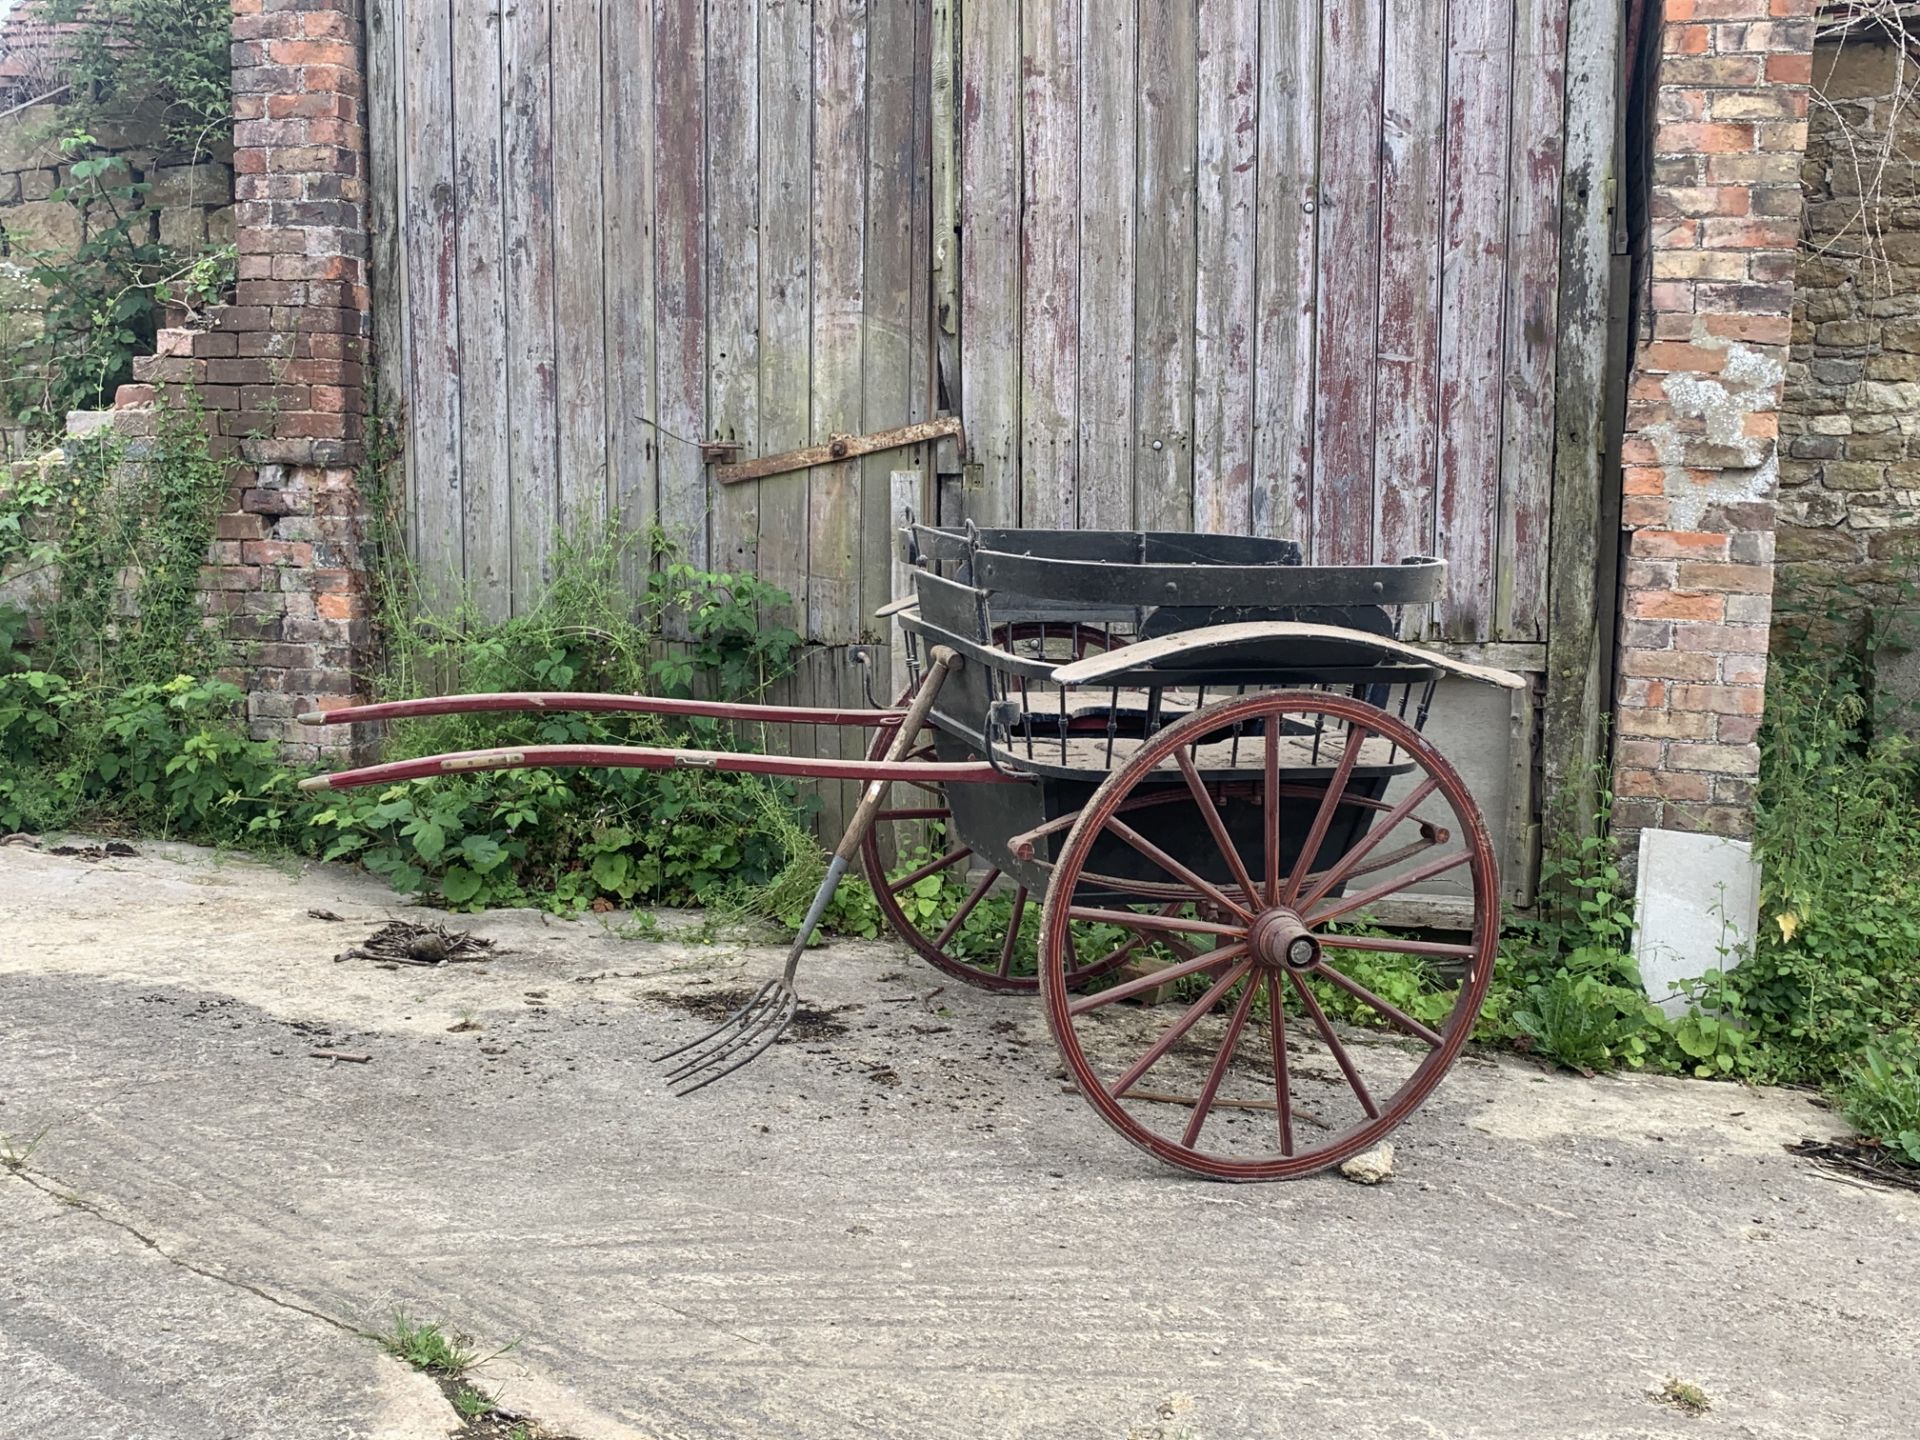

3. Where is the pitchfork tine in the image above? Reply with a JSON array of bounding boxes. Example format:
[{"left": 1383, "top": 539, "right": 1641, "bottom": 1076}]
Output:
[{"left": 649, "top": 646, "right": 958, "bottom": 1095}]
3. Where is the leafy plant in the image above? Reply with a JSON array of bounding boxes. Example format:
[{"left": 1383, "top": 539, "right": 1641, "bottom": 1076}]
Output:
[
  {"left": 1838, "top": 1036, "right": 1920, "bottom": 1168},
  {"left": 1737, "top": 653, "right": 1920, "bottom": 1081},
  {"left": 1511, "top": 970, "right": 1661, "bottom": 1075},
  {"left": 4, "top": 138, "right": 168, "bottom": 424},
  {"left": 44, "top": 0, "right": 234, "bottom": 155}
]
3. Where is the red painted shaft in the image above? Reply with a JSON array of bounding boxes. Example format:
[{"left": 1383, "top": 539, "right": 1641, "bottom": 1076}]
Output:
[
  {"left": 298, "top": 692, "right": 905, "bottom": 729},
  {"left": 296, "top": 744, "right": 1022, "bottom": 793}
]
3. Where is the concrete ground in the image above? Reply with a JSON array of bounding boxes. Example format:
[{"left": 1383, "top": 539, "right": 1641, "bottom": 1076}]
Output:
[{"left": 0, "top": 842, "right": 1915, "bottom": 1440}]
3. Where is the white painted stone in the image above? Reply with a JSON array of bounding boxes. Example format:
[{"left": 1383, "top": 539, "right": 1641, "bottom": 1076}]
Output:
[{"left": 1633, "top": 829, "right": 1762, "bottom": 1017}]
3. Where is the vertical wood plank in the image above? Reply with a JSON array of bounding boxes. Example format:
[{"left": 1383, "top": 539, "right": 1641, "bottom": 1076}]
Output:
[
  {"left": 957, "top": 0, "right": 1019, "bottom": 528},
  {"left": 1076, "top": 0, "right": 1136, "bottom": 531},
  {"left": 1542, "top": 0, "right": 1622, "bottom": 842},
  {"left": 654, "top": 0, "right": 708, "bottom": 570},
  {"left": 756, "top": 0, "right": 813, "bottom": 770},
  {"left": 1192, "top": 0, "right": 1259, "bottom": 537},
  {"left": 366, "top": 0, "right": 408, "bottom": 565},
  {"left": 552, "top": 0, "right": 607, "bottom": 543},
  {"left": 1250, "top": 0, "right": 1318, "bottom": 543},
  {"left": 930, "top": 0, "right": 962, "bottom": 525},
  {"left": 604, "top": 0, "right": 658, "bottom": 589},
  {"left": 1437, "top": 0, "right": 1514, "bottom": 640},
  {"left": 864, "top": 0, "right": 925, "bottom": 657},
  {"left": 809, "top": 0, "right": 868, "bottom": 643},
  {"left": 888, "top": 468, "right": 917, "bottom": 684},
  {"left": 451, "top": 0, "right": 511, "bottom": 618},
  {"left": 1498, "top": 0, "right": 1571, "bottom": 642},
  {"left": 399, "top": 0, "right": 461, "bottom": 608},
  {"left": 709, "top": 0, "right": 761, "bottom": 578},
  {"left": 1019, "top": 0, "right": 1079, "bottom": 531},
  {"left": 758, "top": 0, "right": 813, "bottom": 638},
  {"left": 1133, "top": 0, "right": 1198, "bottom": 533},
  {"left": 501, "top": 0, "right": 559, "bottom": 611},
  {"left": 1373, "top": 0, "right": 1446, "bottom": 581},
  {"left": 1311, "top": 0, "right": 1382, "bottom": 565}
]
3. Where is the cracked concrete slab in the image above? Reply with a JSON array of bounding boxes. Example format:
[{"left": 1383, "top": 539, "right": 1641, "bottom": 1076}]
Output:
[
  {"left": 1, "top": 842, "right": 1917, "bottom": 1439},
  {"left": 0, "top": 1173, "right": 450, "bottom": 1438}
]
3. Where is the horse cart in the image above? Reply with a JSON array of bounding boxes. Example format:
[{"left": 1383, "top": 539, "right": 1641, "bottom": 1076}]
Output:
[{"left": 299, "top": 524, "right": 1525, "bottom": 1181}]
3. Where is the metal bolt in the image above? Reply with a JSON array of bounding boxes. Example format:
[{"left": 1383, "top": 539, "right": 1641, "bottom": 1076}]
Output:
[{"left": 1288, "top": 938, "right": 1316, "bottom": 966}]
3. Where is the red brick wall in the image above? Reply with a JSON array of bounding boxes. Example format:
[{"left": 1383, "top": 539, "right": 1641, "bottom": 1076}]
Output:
[
  {"left": 111, "top": 0, "right": 372, "bottom": 760},
  {"left": 1613, "top": 0, "right": 1817, "bottom": 840}
]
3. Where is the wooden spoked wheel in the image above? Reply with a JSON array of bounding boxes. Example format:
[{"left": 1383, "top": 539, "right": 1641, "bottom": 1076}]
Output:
[
  {"left": 1038, "top": 691, "right": 1499, "bottom": 1181},
  {"left": 860, "top": 624, "right": 1119, "bottom": 993}
]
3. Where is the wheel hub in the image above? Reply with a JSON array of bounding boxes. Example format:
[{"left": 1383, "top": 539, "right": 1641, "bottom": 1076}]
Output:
[{"left": 1248, "top": 908, "right": 1320, "bottom": 971}]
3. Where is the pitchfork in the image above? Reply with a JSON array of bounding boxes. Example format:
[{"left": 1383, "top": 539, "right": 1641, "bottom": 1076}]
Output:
[{"left": 654, "top": 648, "right": 958, "bottom": 1094}]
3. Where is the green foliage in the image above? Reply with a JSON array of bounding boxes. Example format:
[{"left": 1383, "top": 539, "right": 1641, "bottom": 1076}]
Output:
[
  {"left": 376, "top": 1311, "right": 512, "bottom": 1377},
  {"left": 1494, "top": 781, "right": 1668, "bottom": 1073},
  {"left": 44, "top": 0, "right": 234, "bottom": 155},
  {"left": 1510, "top": 969, "right": 1660, "bottom": 1075},
  {"left": 264, "top": 523, "right": 811, "bottom": 913},
  {"left": 1735, "top": 653, "right": 1920, "bottom": 1082},
  {"left": 1837, "top": 1036, "right": 1920, "bottom": 1167},
  {"left": 5, "top": 139, "right": 166, "bottom": 424}
]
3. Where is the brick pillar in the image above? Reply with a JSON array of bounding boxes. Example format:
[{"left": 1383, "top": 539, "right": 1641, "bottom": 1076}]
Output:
[
  {"left": 1611, "top": 0, "right": 1817, "bottom": 841},
  {"left": 114, "top": 0, "right": 373, "bottom": 760}
]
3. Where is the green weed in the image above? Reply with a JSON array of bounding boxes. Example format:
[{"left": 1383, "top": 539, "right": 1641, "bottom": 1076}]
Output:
[
  {"left": 1655, "top": 1378, "right": 1712, "bottom": 1416},
  {"left": 376, "top": 1311, "right": 512, "bottom": 1377},
  {"left": 1, "top": 1127, "right": 51, "bottom": 1172},
  {"left": 1838, "top": 1036, "right": 1920, "bottom": 1167}
]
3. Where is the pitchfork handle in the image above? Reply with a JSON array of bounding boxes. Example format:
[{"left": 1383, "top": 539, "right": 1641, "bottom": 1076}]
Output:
[{"left": 831, "top": 647, "right": 957, "bottom": 866}]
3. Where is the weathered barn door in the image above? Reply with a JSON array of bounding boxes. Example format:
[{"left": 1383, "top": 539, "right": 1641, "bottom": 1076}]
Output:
[
  {"left": 943, "top": 0, "right": 1574, "bottom": 649},
  {"left": 368, "top": 0, "right": 933, "bottom": 644}
]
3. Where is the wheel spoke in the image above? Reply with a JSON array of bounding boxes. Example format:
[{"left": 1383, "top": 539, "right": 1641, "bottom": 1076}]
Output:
[
  {"left": 1068, "top": 942, "right": 1250, "bottom": 1014},
  {"left": 1310, "top": 962, "right": 1445, "bottom": 1048},
  {"left": 1109, "top": 961, "right": 1254, "bottom": 1100},
  {"left": 1175, "top": 748, "right": 1261, "bottom": 907},
  {"left": 888, "top": 845, "right": 972, "bottom": 894},
  {"left": 1287, "top": 969, "right": 1379, "bottom": 1119},
  {"left": 1267, "top": 972, "right": 1294, "bottom": 1156},
  {"left": 1105, "top": 817, "right": 1254, "bottom": 922},
  {"left": 1318, "top": 932, "right": 1475, "bottom": 961},
  {"left": 1305, "top": 849, "right": 1471, "bottom": 928},
  {"left": 934, "top": 867, "right": 1001, "bottom": 948},
  {"left": 998, "top": 887, "right": 1029, "bottom": 977},
  {"left": 1297, "top": 776, "right": 1440, "bottom": 911},
  {"left": 1263, "top": 726, "right": 1281, "bottom": 905},
  {"left": 1066, "top": 906, "right": 1244, "bottom": 939},
  {"left": 1182, "top": 978, "right": 1261, "bottom": 1148},
  {"left": 1283, "top": 722, "right": 1367, "bottom": 906}
]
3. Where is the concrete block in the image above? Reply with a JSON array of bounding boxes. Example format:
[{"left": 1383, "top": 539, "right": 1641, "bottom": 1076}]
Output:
[{"left": 1633, "top": 828, "right": 1762, "bottom": 1016}]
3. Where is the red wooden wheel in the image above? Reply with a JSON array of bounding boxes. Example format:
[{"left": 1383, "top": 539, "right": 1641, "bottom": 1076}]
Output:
[
  {"left": 860, "top": 624, "right": 1118, "bottom": 992},
  {"left": 1038, "top": 690, "right": 1499, "bottom": 1181}
]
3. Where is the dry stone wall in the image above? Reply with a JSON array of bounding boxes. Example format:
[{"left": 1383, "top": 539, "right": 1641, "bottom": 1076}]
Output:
[{"left": 1779, "top": 32, "right": 1920, "bottom": 626}]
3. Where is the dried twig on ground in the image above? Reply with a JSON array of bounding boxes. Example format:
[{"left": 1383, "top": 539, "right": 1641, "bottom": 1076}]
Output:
[
  {"left": 334, "top": 920, "right": 500, "bottom": 967},
  {"left": 1787, "top": 1137, "right": 1920, "bottom": 1194}
]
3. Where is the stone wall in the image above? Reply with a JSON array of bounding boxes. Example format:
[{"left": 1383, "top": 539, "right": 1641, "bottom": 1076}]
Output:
[
  {"left": 1777, "top": 30, "right": 1920, "bottom": 627},
  {"left": 0, "top": 102, "right": 234, "bottom": 267}
]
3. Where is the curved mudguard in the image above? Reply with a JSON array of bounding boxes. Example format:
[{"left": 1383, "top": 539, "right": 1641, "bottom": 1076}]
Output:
[{"left": 1049, "top": 622, "right": 1530, "bottom": 691}]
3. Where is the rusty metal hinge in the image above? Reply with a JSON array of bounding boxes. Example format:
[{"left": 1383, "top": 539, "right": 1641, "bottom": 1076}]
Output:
[{"left": 713, "top": 416, "right": 965, "bottom": 486}]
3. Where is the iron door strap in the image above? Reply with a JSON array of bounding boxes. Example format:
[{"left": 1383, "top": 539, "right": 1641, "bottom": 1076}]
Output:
[{"left": 712, "top": 416, "right": 965, "bottom": 485}]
